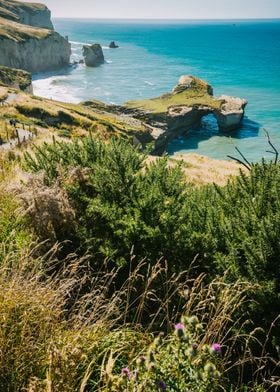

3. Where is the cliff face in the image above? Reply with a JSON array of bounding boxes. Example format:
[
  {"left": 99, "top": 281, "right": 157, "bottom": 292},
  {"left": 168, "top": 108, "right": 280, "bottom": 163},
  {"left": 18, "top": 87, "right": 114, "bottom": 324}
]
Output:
[
  {"left": 0, "top": 1, "right": 71, "bottom": 73},
  {"left": 0, "top": 18, "right": 71, "bottom": 72},
  {"left": 0, "top": 0, "right": 53, "bottom": 29}
]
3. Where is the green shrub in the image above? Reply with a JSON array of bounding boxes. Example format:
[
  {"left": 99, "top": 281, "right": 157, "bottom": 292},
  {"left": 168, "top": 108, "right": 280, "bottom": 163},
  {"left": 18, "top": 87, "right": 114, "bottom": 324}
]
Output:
[{"left": 109, "top": 316, "right": 223, "bottom": 392}]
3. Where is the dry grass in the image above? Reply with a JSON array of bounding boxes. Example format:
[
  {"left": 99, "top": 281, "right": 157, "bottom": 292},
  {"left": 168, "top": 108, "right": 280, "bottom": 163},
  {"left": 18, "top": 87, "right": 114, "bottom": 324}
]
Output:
[
  {"left": 0, "top": 15, "right": 51, "bottom": 41},
  {"left": 147, "top": 153, "right": 245, "bottom": 186},
  {"left": 0, "top": 242, "right": 253, "bottom": 391},
  {"left": 0, "top": 86, "right": 8, "bottom": 101}
]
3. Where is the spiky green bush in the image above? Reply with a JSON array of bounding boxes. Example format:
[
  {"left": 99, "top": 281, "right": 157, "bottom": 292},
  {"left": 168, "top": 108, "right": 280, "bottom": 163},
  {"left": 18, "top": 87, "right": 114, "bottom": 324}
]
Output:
[{"left": 23, "top": 137, "right": 280, "bottom": 382}]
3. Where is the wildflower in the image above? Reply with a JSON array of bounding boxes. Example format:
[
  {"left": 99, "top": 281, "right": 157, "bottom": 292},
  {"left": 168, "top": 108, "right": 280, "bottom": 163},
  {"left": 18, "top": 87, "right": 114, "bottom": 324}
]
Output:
[
  {"left": 211, "top": 343, "right": 222, "bottom": 354},
  {"left": 175, "top": 323, "right": 185, "bottom": 339},
  {"left": 157, "top": 380, "right": 167, "bottom": 390},
  {"left": 121, "top": 367, "right": 130, "bottom": 377},
  {"left": 192, "top": 343, "right": 198, "bottom": 350}
]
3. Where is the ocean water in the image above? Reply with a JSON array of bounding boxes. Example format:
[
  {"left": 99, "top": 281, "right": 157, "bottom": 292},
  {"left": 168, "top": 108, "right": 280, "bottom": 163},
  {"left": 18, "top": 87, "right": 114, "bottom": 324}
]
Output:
[{"left": 33, "top": 18, "right": 280, "bottom": 161}]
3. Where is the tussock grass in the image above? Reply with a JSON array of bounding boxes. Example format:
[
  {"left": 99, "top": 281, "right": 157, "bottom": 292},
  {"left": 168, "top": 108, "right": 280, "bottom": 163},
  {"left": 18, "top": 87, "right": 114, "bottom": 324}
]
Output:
[
  {"left": 0, "top": 240, "right": 266, "bottom": 391},
  {"left": 0, "top": 16, "right": 51, "bottom": 41}
]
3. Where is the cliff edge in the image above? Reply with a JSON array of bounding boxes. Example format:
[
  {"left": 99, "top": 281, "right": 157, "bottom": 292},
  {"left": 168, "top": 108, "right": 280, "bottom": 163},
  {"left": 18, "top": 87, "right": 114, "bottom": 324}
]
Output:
[
  {"left": 0, "top": 0, "right": 54, "bottom": 30},
  {"left": 0, "top": 0, "right": 70, "bottom": 72}
]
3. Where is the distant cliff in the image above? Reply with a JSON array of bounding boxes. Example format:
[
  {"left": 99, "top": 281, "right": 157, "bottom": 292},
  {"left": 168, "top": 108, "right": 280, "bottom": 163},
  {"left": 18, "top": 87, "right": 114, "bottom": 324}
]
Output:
[
  {"left": 0, "top": 0, "right": 54, "bottom": 29},
  {"left": 0, "top": 0, "right": 70, "bottom": 73}
]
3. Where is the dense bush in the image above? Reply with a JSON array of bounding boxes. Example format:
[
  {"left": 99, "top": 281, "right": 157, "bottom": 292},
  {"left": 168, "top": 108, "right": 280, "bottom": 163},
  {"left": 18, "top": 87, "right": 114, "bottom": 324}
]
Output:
[{"left": 23, "top": 137, "right": 280, "bottom": 374}]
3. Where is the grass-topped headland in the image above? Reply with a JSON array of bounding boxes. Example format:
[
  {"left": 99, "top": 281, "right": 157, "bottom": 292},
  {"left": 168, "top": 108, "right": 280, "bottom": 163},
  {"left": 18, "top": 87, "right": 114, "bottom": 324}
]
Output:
[
  {"left": 126, "top": 75, "right": 222, "bottom": 114},
  {"left": 0, "top": 0, "right": 48, "bottom": 23}
]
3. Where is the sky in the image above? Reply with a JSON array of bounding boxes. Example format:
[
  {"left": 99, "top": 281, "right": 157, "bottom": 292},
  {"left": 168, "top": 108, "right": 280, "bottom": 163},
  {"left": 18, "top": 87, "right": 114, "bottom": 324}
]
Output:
[{"left": 22, "top": 0, "right": 280, "bottom": 19}]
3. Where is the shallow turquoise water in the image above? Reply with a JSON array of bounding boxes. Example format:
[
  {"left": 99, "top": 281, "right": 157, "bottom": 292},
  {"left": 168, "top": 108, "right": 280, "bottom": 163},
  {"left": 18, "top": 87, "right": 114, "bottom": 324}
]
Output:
[{"left": 33, "top": 19, "right": 280, "bottom": 161}]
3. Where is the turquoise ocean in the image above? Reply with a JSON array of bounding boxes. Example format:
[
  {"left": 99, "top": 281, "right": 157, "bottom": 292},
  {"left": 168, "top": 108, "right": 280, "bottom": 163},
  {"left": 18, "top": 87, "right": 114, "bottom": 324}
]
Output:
[{"left": 33, "top": 19, "right": 280, "bottom": 161}]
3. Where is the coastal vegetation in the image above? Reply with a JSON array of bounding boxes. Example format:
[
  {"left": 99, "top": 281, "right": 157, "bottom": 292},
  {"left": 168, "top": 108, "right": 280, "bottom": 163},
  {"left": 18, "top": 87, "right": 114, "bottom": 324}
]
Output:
[
  {"left": 0, "top": 127, "right": 279, "bottom": 390},
  {"left": 0, "top": 1, "right": 278, "bottom": 386}
]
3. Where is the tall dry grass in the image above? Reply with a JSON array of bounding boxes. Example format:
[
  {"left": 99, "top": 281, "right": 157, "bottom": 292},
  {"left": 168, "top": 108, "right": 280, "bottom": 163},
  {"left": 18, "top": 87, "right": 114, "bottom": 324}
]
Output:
[{"left": 0, "top": 237, "right": 277, "bottom": 391}]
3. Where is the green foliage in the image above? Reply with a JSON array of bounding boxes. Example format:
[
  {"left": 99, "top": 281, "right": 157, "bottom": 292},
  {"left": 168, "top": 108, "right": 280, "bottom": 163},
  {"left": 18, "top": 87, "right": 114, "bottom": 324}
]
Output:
[
  {"left": 110, "top": 316, "right": 223, "bottom": 392},
  {"left": 0, "top": 190, "right": 31, "bottom": 262},
  {"left": 24, "top": 137, "right": 280, "bottom": 363}
]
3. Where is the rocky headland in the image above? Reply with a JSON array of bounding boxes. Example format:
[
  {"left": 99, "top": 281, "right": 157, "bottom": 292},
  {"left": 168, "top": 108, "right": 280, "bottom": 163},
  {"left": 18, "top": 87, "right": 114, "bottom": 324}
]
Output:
[
  {"left": 84, "top": 75, "right": 247, "bottom": 154},
  {"left": 0, "top": 0, "right": 70, "bottom": 72}
]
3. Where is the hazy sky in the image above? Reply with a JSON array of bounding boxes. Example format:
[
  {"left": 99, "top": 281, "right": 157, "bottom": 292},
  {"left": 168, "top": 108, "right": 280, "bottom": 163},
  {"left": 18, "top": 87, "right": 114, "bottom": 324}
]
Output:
[{"left": 23, "top": 0, "right": 280, "bottom": 19}]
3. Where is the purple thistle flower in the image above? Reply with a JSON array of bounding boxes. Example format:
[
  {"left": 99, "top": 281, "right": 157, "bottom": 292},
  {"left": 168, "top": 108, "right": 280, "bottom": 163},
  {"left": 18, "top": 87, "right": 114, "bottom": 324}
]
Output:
[
  {"left": 175, "top": 323, "right": 184, "bottom": 330},
  {"left": 121, "top": 367, "right": 130, "bottom": 377},
  {"left": 175, "top": 322, "right": 185, "bottom": 339},
  {"left": 192, "top": 343, "right": 198, "bottom": 350},
  {"left": 211, "top": 343, "right": 222, "bottom": 354},
  {"left": 157, "top": 380, "right": 167, "bottom": 390}
]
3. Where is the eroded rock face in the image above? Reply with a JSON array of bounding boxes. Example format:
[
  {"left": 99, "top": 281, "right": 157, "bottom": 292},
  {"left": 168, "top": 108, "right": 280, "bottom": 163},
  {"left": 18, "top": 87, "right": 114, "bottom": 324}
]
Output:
[
  {"left": 0, "top": 0, "right": 54, "bottom": 30},
  {"left": 124, "top": 75, "right": 247, "bottom": 154},
  {"left": 0, "top": 0, "right": 70, "bottom": 72},
  {"left": 0, "top": 32, "right": 71, "bottom": 73},
  {"left": 215, "top": 95, "right": 247, "bottom": 131},
  {"left": 172, "top": 75, "right": 213, "bottom": 96},
  {"left": 83, "top": 44, "right": 104, "bottom": 67}
]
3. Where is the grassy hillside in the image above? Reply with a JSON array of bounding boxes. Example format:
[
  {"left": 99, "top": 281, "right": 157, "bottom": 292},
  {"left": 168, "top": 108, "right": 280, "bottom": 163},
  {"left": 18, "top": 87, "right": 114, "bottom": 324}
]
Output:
[
  {"left": 0, "top": 66, "right": 32, "bottom": 90},
  {"left": 0, "top": 86, "right": 154, "bottom": 146},
  {"left": 0, "top": 15, "right": 51, "bottom": 41}
]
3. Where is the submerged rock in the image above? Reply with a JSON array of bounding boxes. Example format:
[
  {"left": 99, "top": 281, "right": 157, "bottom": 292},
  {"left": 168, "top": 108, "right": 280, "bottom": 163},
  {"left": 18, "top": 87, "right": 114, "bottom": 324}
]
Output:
[{"left": 83, "top": 44, "right": 104, "bottom": 67}]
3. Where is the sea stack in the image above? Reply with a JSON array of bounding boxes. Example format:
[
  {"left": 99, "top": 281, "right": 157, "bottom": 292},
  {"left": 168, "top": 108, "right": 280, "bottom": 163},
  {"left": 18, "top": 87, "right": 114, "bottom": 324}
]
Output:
[
  {"left": 109, "top": 41, "right": 119, "bottom": 48},
  {"left": 83, "top": 43, "right": 105, "bottom": 67}
]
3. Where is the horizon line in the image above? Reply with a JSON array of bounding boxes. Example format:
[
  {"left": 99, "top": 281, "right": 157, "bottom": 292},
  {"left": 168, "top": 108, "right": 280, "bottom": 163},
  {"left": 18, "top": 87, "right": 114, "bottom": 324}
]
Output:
[{"left": 52, "top": 16, "right": 280, "bottom": 21}]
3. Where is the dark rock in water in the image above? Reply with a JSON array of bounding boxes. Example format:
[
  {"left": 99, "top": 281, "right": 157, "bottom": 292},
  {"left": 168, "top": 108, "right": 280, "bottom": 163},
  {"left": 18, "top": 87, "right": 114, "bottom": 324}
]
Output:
[
  {"left": 109, "top": 41, "right": 119, "bottom": 48},
  {"left": 83, "top": 43, "right": 104, "bottom": 67},
  {"left": 79, "top": 59, "right": 84, "bottom": 64}
]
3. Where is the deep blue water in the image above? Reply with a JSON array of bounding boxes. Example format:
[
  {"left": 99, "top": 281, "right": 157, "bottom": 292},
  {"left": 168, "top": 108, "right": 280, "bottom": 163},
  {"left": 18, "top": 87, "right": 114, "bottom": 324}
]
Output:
[{"left": 33, "top": 18, "right": 280, "bottom": 161}]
